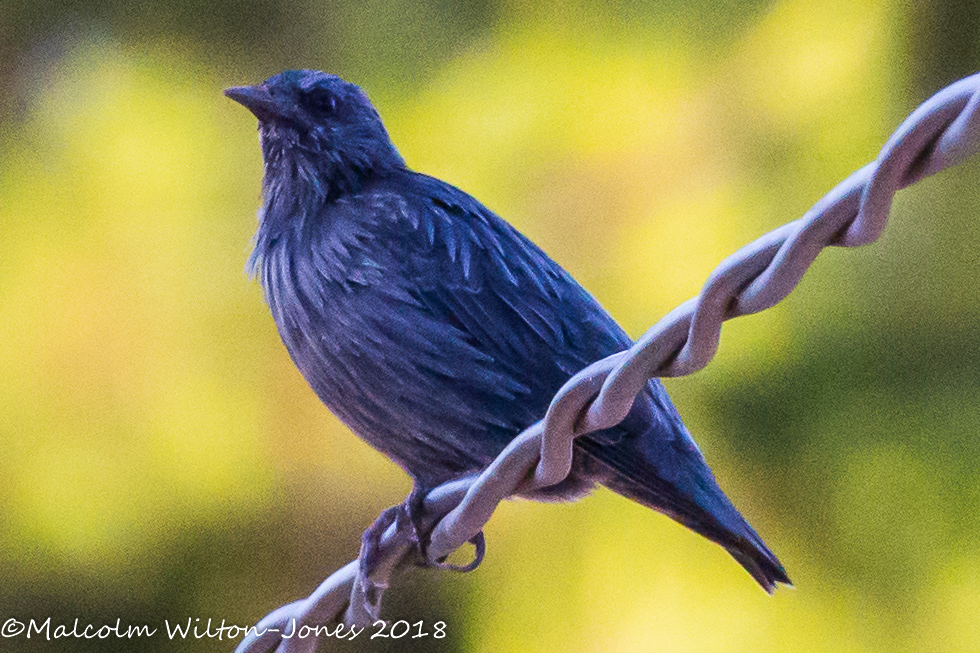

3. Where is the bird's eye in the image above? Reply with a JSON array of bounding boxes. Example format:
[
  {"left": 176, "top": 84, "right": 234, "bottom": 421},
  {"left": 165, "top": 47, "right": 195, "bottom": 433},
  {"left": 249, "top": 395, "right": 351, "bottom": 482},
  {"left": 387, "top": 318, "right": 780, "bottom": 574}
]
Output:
[{"left": 305, "top": 91, "right": 337, "bottom": 116}]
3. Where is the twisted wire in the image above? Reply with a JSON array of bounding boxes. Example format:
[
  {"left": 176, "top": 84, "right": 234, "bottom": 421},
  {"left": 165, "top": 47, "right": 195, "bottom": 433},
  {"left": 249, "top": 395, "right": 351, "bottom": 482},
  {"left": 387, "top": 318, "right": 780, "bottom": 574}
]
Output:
[{"left": 235, "top": 72, "right": 980, "bottom": 653}]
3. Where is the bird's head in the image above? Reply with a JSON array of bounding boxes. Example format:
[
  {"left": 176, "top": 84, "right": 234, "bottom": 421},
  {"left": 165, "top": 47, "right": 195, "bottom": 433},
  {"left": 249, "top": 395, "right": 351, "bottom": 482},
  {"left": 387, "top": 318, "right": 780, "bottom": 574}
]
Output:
[{"left": 225, "top": 70, "right": 404, "bottom": 200}]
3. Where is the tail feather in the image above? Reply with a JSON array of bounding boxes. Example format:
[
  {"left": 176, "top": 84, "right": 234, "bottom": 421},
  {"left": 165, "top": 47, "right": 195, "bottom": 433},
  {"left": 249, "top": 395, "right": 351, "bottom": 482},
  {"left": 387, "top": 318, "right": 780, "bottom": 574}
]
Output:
[{"left": 577, "top": 435, "right": 791, "bottom": 592}]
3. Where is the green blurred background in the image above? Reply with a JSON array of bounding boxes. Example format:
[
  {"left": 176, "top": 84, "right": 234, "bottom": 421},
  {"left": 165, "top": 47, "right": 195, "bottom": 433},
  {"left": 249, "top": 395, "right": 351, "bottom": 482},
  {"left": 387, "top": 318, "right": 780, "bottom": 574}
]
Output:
[{"left": 3, "top": 0, "right": 980, "bottom": 650}]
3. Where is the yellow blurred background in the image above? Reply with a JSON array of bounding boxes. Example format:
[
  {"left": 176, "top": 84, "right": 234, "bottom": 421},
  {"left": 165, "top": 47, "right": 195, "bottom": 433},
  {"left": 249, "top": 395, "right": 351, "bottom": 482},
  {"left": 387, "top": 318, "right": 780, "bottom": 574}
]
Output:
[{"left": 4, "top": 0, "right": 980, "bottom": 651}]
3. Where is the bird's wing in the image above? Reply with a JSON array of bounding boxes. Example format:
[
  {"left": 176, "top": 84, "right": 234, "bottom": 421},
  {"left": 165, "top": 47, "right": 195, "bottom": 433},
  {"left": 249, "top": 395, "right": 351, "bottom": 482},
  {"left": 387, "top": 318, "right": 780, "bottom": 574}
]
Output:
[
  {"left": 400, "top": 174, "right": 637, "bottom": 430},
  {"left": 265, "top": 171, "right": 638, "bottom": 484}
]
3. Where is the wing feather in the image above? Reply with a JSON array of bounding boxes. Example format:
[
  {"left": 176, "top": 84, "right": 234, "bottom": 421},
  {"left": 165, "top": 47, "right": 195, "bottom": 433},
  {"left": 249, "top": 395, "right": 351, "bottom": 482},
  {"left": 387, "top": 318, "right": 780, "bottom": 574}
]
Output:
[{"left": 263, "top": 171, "right": 636, "bottom": 484}]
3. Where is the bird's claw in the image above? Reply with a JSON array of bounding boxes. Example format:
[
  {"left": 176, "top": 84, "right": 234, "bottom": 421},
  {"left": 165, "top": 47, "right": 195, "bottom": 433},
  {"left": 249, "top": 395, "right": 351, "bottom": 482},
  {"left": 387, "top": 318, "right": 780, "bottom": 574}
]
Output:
[{"left": 429, "top": 530, "right": 486, "bottom": 572}]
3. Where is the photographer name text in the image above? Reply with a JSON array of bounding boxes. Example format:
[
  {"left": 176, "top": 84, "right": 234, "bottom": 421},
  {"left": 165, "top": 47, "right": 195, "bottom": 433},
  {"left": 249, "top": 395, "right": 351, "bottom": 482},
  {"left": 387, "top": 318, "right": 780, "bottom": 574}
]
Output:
[{"left": 2, "top": 617, "right": 447, "bottom": 642}]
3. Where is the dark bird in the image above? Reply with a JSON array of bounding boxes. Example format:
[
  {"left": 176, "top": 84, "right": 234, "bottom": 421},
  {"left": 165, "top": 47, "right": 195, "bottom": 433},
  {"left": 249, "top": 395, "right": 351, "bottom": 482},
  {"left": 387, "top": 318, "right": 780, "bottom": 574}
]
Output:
[{"left": 225, "top": 69, "right": 790, "bottom": 591}]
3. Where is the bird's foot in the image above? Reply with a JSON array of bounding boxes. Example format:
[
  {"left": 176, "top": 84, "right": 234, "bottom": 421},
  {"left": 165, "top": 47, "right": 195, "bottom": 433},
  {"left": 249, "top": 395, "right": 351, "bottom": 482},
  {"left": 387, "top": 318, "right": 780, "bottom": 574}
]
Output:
[
  {"left": 359, "top": 485, "right": 485, "bottom": 583},
  {"left": 357, "top": 484, "right": 431, "bottom": 585},
  {"left": 405, "top": 484, "right": 485, "bottom": 573}
]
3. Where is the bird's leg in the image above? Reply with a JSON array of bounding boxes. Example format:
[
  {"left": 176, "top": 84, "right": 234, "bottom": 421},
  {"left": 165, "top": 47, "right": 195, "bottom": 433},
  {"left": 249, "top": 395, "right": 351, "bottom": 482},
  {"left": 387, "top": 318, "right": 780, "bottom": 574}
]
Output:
[
  {"left": 358, "top": 504, "right": 401, "bottom": 581},
  {"left": 357, "top": 483, "right": 431, "bottom": 584},
  {"left": 346, "top": 504, "right": 403, "bottom": 626},
  {"left": 399, "top": 483, "right": 430, "bottom": 562}
]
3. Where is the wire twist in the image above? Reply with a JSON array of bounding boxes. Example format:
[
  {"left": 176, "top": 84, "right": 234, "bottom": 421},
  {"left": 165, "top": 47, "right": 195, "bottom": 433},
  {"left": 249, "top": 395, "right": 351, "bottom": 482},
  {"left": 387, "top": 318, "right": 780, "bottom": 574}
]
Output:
[{"left": 235, "top": 72, "right": 980, "bottom": 653}]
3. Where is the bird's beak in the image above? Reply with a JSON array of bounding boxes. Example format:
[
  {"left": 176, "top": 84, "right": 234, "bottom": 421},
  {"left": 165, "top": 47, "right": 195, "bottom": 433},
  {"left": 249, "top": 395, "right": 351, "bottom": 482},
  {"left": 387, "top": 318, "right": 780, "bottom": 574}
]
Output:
[{"left": 224, "top": 84, "right": 280, "bottom": 121}]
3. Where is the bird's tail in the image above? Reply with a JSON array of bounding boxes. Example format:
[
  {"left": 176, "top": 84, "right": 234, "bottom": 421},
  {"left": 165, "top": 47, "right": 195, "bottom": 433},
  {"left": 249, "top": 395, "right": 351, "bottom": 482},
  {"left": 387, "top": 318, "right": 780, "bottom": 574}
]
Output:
[{"left": 578, "top": 433, "right": 791, "bottom": 593}]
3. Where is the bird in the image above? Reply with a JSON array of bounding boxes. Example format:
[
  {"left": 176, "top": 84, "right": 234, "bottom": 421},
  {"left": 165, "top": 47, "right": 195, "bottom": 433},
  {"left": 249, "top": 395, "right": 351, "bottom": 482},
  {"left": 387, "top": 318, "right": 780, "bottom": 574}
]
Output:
[{"left": 225, "top": 69, "right": 790, "bottom": 592}]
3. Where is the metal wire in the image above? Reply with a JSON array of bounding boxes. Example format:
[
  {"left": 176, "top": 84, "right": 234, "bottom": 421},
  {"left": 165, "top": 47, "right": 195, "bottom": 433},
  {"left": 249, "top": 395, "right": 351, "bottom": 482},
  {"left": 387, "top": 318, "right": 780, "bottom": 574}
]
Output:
[{"left": 234, "top": 72, "right": 980, "bottom": 653}]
